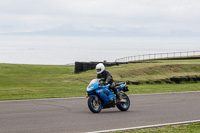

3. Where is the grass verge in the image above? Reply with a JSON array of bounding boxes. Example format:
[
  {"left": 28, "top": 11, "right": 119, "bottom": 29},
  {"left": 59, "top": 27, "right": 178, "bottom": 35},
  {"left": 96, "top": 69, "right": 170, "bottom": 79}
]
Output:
[
  {"left": 0, "top": 59, "right": 200, "bottom": 101},
  {"left": 114, "top": 123, "right": 200, "bottom": 133}
]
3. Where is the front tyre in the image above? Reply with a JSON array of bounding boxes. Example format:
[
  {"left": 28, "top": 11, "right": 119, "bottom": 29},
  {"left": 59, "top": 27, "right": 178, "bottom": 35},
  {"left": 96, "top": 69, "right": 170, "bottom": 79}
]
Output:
[
  {"left": 117, "top": 93, "right": 130, "bottom": 111},
  {"left": 88, "top": 96, "right": 102, "bottom": 113}
]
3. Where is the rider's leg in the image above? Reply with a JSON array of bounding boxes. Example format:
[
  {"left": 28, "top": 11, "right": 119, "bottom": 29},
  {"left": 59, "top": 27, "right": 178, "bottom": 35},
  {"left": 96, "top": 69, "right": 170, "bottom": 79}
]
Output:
[
  {"left": 110, "top": 82, "right": 121, "bottom": 99},
  {"left": 110, "top": 82, "right": 117, "bottom": 94}
]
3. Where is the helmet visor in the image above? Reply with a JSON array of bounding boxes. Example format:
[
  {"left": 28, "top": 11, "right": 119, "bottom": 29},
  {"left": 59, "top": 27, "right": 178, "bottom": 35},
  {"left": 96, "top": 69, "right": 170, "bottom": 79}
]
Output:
[{"left": 96, "top": 69, "right": 101, "bottom": 72}]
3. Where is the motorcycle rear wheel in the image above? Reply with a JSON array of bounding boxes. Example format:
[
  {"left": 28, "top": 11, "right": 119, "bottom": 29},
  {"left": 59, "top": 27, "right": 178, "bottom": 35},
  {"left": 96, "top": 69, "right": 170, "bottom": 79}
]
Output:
[
  {"left": 88, "top": 96, "right": 102, "bottom": 113},
  {"left": 117, "top": 93, "right": 130, "bottom": 111}
]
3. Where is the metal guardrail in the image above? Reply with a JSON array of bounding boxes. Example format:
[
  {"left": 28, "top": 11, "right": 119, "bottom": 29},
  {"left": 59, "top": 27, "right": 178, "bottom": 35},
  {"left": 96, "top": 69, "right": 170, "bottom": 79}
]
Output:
[{"left": 115, "top": 51, "right": 200, "bottom": 62}]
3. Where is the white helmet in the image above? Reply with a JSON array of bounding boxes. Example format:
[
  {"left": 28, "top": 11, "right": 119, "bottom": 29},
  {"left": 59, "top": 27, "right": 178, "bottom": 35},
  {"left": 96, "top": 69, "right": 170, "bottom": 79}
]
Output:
[{"left": 96, "top": 63, "right": 105, "bottom": 74}]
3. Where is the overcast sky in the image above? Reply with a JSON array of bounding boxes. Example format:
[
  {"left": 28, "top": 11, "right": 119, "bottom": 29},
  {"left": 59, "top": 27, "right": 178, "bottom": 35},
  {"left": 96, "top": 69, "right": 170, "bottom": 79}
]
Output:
[{"left": 0, "top": 0, "right": 200, "bottom": 37}]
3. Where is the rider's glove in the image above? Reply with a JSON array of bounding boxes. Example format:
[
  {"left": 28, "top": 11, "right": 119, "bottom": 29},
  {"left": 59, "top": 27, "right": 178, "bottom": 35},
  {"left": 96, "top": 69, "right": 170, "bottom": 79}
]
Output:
[
  {"left": 100, "top": 78, "right": 105, "bottom": 81},
  {"left": 103, "top": 82, "right": 108, "bottom": 85}
]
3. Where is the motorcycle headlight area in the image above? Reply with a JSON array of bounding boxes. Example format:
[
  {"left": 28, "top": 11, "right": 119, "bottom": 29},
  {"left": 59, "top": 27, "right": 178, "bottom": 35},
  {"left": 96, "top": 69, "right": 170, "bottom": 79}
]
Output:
[{"left": 87, "top": 86, "right": 94, "bottom": 91}]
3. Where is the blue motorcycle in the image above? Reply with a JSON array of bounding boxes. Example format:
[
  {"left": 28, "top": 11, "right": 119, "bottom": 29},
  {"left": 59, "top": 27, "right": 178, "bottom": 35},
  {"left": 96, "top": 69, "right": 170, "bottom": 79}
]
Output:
[{"left": 86, "top": 79, "right": 130, "bottom": 113}]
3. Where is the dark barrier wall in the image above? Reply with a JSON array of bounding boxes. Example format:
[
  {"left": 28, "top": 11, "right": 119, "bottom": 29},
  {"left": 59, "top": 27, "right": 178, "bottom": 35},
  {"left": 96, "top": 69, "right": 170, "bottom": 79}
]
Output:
[{"left": 74, "top": 62, "right": 127, "bottom": 73}]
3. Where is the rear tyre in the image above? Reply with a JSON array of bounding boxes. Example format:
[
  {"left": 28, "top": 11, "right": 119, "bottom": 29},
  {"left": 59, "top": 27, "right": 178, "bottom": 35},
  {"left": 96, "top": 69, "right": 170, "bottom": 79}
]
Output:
[
  {"left": 117, "top": 93, "right": 130, "bottom": 111},
  {"left": 88, "top": 96, "right": 102, "bottom": 113}
]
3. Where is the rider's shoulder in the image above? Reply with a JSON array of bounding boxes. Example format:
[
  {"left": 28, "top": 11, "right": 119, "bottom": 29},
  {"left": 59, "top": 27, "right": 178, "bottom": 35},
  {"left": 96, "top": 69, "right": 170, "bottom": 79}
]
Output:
[{"left": 104, "top": 70, "right": 111, "bottom": 74}]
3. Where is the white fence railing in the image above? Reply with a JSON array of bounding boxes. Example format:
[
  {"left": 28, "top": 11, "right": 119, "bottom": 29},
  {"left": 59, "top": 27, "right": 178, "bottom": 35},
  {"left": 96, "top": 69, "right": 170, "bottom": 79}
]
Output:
[{"left": 115, "top": 51, "right": 200, "bottom": 62}]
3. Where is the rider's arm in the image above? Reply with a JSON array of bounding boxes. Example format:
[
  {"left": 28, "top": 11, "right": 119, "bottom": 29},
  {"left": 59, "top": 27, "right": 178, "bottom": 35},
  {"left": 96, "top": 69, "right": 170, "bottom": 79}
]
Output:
[
  {"left": 104, "top": 71, "right": 113, "bottom": 85},
  {"left": 104, "top": 75, "right": 112, "bottom": 85},
  {"left": 97, "top": 74, "right": 101, "bottom": 79}
]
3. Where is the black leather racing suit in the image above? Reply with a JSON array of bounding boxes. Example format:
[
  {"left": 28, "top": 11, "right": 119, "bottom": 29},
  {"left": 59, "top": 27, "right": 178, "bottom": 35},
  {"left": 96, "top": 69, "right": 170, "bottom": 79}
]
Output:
[{"left": 97, "top": 70, "right": 117, "bottom": 94}]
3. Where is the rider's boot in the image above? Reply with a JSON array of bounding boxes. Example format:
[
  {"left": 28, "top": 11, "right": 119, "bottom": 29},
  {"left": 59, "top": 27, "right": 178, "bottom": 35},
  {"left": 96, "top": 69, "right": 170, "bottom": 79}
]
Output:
[{"left": 116, "top": 92, "right": 126, "bottom": 103}]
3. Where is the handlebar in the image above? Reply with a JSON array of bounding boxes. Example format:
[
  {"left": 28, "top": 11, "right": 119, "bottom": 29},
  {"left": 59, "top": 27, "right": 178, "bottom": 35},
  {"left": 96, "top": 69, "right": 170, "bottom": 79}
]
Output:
[
  {"left": 100, "top": 78, "right": 105, "bottom": 81},
  {"left": 99, "top": 82, "right": 110, "bottom": 87}
]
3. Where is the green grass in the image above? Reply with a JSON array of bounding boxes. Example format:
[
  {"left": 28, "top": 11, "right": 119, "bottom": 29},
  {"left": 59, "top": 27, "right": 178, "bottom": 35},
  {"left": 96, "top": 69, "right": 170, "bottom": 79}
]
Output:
[
  {"left": 114, "top": 123, "right": 200, "bottom": 133},
  {"left": 110, "top": 61, "right": 200, "bottom": 82},
  {"left": 155, "top": 59, "right": 200, "bottom": 63},
  {"left": 0, "top": 64, "right": 87, "bottom": 100},
  {"left": 0, "top": 59, "right": 200, "bottom": 101},
  {"left": 126, "top": 82, "right": 200, "bottom": 94}
]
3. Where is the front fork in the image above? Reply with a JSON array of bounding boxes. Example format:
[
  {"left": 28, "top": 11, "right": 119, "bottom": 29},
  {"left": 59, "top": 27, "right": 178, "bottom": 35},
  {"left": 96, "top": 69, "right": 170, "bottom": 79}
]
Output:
[{"left": 87, "top": 95, "right": 100, "bottom": 106}]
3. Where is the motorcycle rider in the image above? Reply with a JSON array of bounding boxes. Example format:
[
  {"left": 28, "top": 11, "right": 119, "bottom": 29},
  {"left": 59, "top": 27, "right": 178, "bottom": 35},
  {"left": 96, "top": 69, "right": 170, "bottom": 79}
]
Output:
[{"left": 96, "top": 63, "right": 121, "bottom": 100}]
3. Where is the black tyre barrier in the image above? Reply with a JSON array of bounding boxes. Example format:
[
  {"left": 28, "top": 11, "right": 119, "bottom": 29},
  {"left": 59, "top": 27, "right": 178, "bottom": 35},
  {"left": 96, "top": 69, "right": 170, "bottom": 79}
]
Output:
[
  {"left": 125, "top": 75, "right": 200, "bottom": 85},
  {"left": 74, "top": 61, "right": 123, "bottom": 73},
  {"left": 75, "top": 62, "right": 84, "bottom": 73},
  {"left": 83, "top": 62, "right": 91, "bottom": 71},
  {"left": 90, "top": 62, "right": 100, "bottom": 69},
  {"left": 74, "top": 61, "right": 156, "bottom": 73}
]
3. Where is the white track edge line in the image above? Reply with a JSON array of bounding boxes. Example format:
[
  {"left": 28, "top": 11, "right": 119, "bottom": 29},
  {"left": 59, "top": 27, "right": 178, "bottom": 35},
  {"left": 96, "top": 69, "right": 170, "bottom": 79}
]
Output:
[
  {"left": 85, "top": 120, "right": 200, "bottom": 133},
  {"left": 0, "top": 97, "right": 85, "bottom": 103},
  {"left": 1, "top": 91, "right": 200, "bottom": 103},
  {"left": 128, "top": 91, "right": 200, "bottom": 96}
]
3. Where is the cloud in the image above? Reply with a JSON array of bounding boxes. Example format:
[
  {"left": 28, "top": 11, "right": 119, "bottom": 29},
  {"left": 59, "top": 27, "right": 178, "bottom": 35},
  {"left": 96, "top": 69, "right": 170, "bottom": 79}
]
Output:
[{"left": 0, "top": 0, "right": 200, "bottom": 37}]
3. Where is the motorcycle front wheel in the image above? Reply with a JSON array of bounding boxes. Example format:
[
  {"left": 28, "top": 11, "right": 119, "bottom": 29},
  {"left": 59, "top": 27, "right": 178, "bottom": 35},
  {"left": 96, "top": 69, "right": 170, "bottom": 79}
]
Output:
[
  {"left": 117, "top": 93, "right": 130, "bottom": 111},
  {"left": 88, "top": 96, "right": 102, "bottom": 113}
]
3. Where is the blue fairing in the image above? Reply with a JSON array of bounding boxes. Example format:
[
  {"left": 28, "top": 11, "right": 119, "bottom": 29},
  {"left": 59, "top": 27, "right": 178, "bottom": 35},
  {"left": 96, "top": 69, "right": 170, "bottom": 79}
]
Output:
[
  {"left": 87, "top": 79, "right": 115, "bottom": 107},
  {"left": 96, "top": 87, "right": 115, "bottom": 106},
  {"left": 118, "top": 83, "right": 126, "bottom": 92}
]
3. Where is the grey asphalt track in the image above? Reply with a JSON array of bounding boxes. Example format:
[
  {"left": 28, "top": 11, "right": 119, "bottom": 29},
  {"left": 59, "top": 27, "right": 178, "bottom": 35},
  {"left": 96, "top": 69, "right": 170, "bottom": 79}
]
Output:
[{"left": 0, "top": 92, "right": 200, "bottom": 133}]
